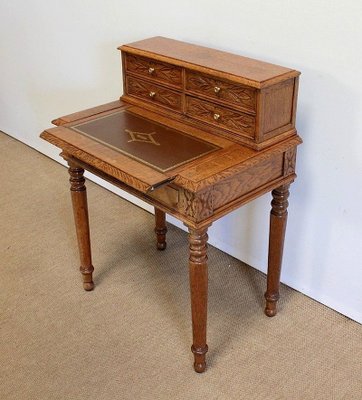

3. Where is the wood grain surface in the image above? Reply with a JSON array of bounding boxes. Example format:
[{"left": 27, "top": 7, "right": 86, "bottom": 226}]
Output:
[{"left": 120, "top": 36, "right": 299, "bottom": 88}]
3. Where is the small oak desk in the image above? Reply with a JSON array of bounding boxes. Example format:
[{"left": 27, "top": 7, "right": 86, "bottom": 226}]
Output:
[{"left": 40, "top": 37, "right": 301, "bottom": 373}]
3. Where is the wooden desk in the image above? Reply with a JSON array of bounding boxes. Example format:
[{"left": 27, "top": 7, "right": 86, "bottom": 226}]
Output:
[{"left": 40, "top": 37, "right": 301, "bottom": 373}]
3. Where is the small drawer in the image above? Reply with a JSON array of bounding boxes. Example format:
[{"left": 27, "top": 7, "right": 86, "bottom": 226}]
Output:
[
  {"left": 186, "top": 96, "right": 255, "bottom": 138},
  {"left": 148, "top": 185, "right": 179, "bottom": 209},
  {"left": 126, "top": 76, "right": 182, "bottom": 112},
  {"left": 125, "top": 54, "right": 182, "bottom": 88},
  {"left": 186, "top": 71, "right": 256, "bottom": 112}
]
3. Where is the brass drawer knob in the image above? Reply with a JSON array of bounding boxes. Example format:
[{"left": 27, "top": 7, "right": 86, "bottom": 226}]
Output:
[
  {"left": 214, "top": 86, "right": 221, "bottom": 94},
  {"left": 149, "top": 91, "right": 156, "bottom": 98},
  {"left": 213, "top": 113, "right": 220, "bottom": 121},
  {"left": 148, "top": 67, "right": 155, "bottom": 74}
]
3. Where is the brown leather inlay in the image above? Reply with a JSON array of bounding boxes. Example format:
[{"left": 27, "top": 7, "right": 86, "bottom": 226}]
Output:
[{"left": 71, "top": 110, "right": 219, "bottom": 172}]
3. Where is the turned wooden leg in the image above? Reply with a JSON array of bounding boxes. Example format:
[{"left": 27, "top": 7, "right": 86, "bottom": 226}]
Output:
[
  {"left": 264, "top": 184, "right": 290, "bottom": 317},
  {"left": 154, "top": 208, "right": 167, "bottom": 250},
  {"left": 188, "top": 226, "right": 209, "bottom": 373},
  {"left": 68, "top": 163, "right": 94, "bottom": 291}
]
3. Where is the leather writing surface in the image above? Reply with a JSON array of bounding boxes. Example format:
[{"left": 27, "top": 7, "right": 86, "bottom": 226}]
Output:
[{"left": 71, "top": 110, "right": 219, "bottom": 172}]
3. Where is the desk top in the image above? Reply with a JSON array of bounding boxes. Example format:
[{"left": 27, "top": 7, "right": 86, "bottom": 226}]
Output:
[
  {"left": 71, "top": 109, "right": 219, "bottom": 173},
  {"left": 41, "top": 100, "right": 301, "bottom": 196}
]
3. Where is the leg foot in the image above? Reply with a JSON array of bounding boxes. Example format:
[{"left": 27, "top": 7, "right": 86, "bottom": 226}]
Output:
[
  {"left": 81, "top": 267, "right": 95, "bottom": 291},
  {"left": 192, "top": 345, "right": 208, "bottom": 373},
  {"left": 83, "top": 281, "right": 95, "bottom": 291},
  {"left": 264, "top": 184, "right": 290, "bottom": 316},
  {"left": 264, "top": 293, "right": 279, "bottom": 317},
  {"left": 68, "top": 163, "right": 95, "bottom": 291},
  {"left": 188, "top": 226, "right": 209, "bottom": 373},
  {"left": 154, "top": 208, "right": 167, "bottom": 250}
]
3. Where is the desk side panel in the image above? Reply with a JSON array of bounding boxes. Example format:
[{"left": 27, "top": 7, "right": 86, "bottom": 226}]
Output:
[{"left": 212, "top": 153, "right": 284, "bottom": 209}]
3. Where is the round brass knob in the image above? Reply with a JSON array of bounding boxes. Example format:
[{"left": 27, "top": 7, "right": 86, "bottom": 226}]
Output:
[
  {"left": 148, "top": 67, "right": 155, "bottom": 74},
  {"left": 214, "top": 86, "right": 221, "bottom": 94},
  {"left": 213, "top": 113, "right": 220, "bottom": 120},
  {"left": 149, "top": 91, "right": 156, "bottom": 98}
]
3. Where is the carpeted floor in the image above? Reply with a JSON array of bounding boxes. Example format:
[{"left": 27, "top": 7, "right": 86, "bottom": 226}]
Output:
[{"left": 0, "top": 131, "right": 361, "bottom": 400}]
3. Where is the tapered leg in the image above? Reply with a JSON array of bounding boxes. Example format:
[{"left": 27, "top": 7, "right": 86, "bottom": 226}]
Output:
[
  {"left": 68, "top": 163, "right": 94, "bottom": 291},
  {"left": 188, "top": 226, "right": 209, "bottom": 373},
  {"left": 264, "top": 184, "right": 290, "bottom": 317},
  {"left": 154, "top": 208, "right": 167, "bottom": 250}
]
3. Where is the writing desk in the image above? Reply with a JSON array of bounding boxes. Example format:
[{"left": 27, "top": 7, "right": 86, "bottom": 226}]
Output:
[{"left": 40, "top": 37, "right": 301, "bottom": 372}]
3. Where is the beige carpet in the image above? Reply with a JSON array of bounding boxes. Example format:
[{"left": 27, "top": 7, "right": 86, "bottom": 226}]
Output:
[{"left": 0, "top": 131, "right": 361, "bottom": 400}]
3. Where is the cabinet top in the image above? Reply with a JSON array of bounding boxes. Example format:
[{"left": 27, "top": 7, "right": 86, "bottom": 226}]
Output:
[{"left": 119, "top": 36, "right": 300, "bottom": 88}]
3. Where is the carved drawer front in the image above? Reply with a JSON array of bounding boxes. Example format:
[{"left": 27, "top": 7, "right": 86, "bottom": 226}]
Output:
[
  {"left": 126, "top": 76, "right": 182, "bottom": 111},
  {"left": 185, "top": 96, "right": 255, "bottom": 139},
  {"left": 125, "top": 54, "right": 182, "bottom": 88},
  {"left": 186, "top": 71, "right": 256, "bottom": 112}
]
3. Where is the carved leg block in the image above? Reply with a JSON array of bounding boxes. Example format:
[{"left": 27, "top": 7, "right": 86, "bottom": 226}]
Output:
[
  {"left": 68, "top": 163, "right": 94, "bottom": 291},
  {"left": 188, "top": 226, "right": 209, "bottom": 373},
  {"left": 264, "top": 184, "right": 290, "bottom": 317},
  {"left": 154, "top": 208, "right": 167, "bottom": 250}
]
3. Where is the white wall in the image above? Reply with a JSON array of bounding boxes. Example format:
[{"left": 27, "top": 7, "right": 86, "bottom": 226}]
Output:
[{"left": 1, "top": 1, "right": 361, "bottom": 323}]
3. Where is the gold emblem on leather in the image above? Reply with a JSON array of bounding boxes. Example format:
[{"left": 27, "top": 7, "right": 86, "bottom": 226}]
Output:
[{"left": 126, "top": 129, "right": 160, "bottom": 146}]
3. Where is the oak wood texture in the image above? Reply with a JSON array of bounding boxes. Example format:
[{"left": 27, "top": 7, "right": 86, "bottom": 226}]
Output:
[
  {"left": 154, "top": 208, "right": 167, "bottom": 250},
  {"left": 185, "top": 95, "right": 256, "bottom": 138},
  {"left": 120, "top": 36, "right": 300, "bottom": 150},
  {"left": 125, "top": 53, "right": 183, "bottom": 88},
  {"left": 40, "top": 37, "right": 302, "bottom": 372},
  {"left": 52, "top": 101, "right": 123, "bottom": 126},
  {"left": 185, "top": 70, "right": 256, "bottom": 113},
  {"left": 188, "top": 226, "right": 209, "bottom": 373},
  {"left": 265, "top": 184, "right": 290, "bottom": 317},
  {"left": 119, "top": 37, "right": 298, "bottom": 88},
  {"left": 126, "top": 76, "right": 182, "bottom": 112},
  {"left": 68, "top": 163, "right": 94, "bottom": 291}
]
